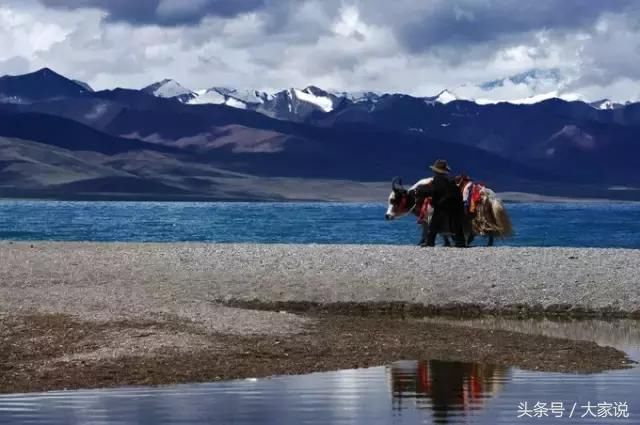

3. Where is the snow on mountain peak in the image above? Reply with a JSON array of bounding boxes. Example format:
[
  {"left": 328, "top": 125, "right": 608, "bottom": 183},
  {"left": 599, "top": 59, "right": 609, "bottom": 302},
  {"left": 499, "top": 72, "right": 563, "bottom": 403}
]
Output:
[
  {"left": 139, "top": 77, "right": 635, "bottom": 117},
  {"left": 182, "top": 84, "right": 380, "bottom": 113},
  {"left": 291, "top": 87, "right": 334, "bottom": 112},
  {"left": 434, "top": 89, "right": 458, "bottom": 104},
  {"left": 598, "top": 100, "right": 614, "bottom": 110},
  {"left": 187, "top": 87, "right": 272, "bottom": 107},
  {"left": 212, "top": 87, "right": 273, "bottom": 104},
  {"left": 501, "top": 91, "right": 583, "bottom": 105},
  {"left": 423, "top": 89, "right": 467, "bottom": 105},
  {"left": 302, "top": 85, "right": 328, "bottom": 96},
  {"left": 589, "top": 99, "right": 624, "bottom": 110},
  {"left": 330, "top": 90, "right": 382, "bottom": 103},
  {"left": 144, "top": 79, "right": 193, "bottom": 99},
  {"left": 189, "top": 88, "right": 226, "bottom": 105}
]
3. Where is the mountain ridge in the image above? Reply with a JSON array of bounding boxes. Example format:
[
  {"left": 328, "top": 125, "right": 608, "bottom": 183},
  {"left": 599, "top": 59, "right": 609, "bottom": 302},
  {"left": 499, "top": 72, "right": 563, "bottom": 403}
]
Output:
[
  {"left": 0, "top": 68, "right": 90, "bottom": 103},
  {"left": 1, "top": 68, "right": 639, "bottom": 200},
  {"left": 138, "top": 78, "right": 638, "bottom": 117}
]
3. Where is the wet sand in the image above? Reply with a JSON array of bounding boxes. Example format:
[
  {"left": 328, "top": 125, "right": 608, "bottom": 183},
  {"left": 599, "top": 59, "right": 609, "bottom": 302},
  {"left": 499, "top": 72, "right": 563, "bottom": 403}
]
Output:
[
  {"left": 0, "top": 242, "right": 638, "bottom": 393},
  {"left": 0, "top": 313, "right": 632, "bottom": 394}
]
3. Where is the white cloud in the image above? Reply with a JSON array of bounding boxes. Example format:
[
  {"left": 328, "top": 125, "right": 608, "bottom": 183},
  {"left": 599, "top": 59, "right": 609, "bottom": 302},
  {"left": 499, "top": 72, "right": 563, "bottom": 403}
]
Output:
[
  {"left": 0, "top": 5, "right": 72, "bottom": 61},
  {"left": 0, "top": 0, "right": 639, "bottom": 103}
]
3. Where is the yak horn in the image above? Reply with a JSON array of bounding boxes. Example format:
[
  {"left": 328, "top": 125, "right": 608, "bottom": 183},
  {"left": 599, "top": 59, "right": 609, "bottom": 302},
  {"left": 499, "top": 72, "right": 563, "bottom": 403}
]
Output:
[{"left": 392, "top": 177, "right": 403, "bottom": 190}]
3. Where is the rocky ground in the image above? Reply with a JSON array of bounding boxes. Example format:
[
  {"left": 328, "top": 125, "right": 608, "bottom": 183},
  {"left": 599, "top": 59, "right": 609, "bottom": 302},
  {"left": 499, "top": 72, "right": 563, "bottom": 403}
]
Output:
[{"left": 0, "top": 242, "right": 638, "bottom": 393}]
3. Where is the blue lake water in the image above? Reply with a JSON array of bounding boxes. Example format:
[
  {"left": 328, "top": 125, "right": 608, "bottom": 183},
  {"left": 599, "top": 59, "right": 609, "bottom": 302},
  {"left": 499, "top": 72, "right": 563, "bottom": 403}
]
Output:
[{"left": 0, "top": 200, "right": 639, "bottom": 248}]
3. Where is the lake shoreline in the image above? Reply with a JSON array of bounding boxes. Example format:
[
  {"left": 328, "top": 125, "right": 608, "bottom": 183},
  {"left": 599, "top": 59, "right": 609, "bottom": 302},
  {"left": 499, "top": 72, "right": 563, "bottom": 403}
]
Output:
[
  {"left": 1, "top": 242, "right": 639, "bottom": 393},
  {"left": 1, "top": 189, "right": 640, "bottom": 203}
]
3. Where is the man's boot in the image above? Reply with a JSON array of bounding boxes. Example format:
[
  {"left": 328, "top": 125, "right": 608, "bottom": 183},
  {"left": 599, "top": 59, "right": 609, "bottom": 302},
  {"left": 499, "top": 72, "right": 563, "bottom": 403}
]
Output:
[
  {"left": 423, "top": 232, "right": 437, "bottom": 247},
  {"left": 454, "top": 228, "right": 467, "bottom": 248}
]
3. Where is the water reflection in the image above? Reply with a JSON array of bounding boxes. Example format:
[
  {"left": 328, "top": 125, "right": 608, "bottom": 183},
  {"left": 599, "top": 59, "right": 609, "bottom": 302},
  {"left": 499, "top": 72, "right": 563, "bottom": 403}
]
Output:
[
  {"left": 0, "top": 319, "right": 638, "bottom": 424},
  {"left": 390, "top": 360, "right": 509, "bottom": 423}
]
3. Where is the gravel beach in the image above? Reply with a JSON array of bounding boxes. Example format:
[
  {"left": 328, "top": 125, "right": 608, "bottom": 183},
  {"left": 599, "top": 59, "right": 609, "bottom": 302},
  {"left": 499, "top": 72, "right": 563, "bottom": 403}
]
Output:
[
  {"left": 2, "top": 242, "right": 639, "bottom": 319},
  {"left": 1, "top": 242, "right": 638, "bottom": 392}
]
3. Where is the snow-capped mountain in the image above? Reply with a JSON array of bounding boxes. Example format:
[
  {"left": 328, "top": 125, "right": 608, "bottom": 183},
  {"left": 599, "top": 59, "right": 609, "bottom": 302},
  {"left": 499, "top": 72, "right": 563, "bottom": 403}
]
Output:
[
  {"left": 494, "top": 91, "right": 582, "bottom": 105},
  {"left": 473, "top": 91, "right": 590, "bottom": 107},
  {"left": 146, "top": 83, "right": 349, "bottom": 120},
  {"left": 290, "top": 86, "right": 338, "bottom": 112},
  {"left": 188, "top": 84, "right": 469, "bottom": 120},
  {"left": 138, "top": 77, "right": 638, "bottom": 120},
  {"left": 589, "top": 99, "right": 625, "bottom": 110},
  {"left": 330, "top": 90, "right": 382, "bottom": 104},
  {"left": 423, "top": 89, "right": 468, "bottom": 105},
  {"left": 212, "top": 87, "right": 273, "bottom": 105},
  {"left": 141, "top": 79, "right": 196, "bottom": 103},
  {"left": 188, "top": 87, "right": 273, "bottom": 109},
  {"left": 252, "top": 86, "right": 345, "bottom": 120}
]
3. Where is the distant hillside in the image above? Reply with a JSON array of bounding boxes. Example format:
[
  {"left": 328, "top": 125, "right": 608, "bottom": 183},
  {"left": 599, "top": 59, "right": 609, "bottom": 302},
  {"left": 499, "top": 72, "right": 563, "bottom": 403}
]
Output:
[
  {"left": 0, "top": 68, "right": 89, "bottom": 103},
  {"left": 1, "top": 68, "right": 639, "bottom": 201}
]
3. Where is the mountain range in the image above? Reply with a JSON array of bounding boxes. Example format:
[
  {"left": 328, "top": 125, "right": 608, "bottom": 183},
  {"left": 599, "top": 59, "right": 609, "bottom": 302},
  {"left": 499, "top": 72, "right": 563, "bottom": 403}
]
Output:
[{"left": 0, "top": 67, "right": 638, "bottom": 201}]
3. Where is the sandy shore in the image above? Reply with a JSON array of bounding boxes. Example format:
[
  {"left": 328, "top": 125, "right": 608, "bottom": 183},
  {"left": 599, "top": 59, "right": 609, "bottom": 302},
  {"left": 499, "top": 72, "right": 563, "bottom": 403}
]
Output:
[{"left": 1, "top": 242, "right": 638, "bottom": 392}]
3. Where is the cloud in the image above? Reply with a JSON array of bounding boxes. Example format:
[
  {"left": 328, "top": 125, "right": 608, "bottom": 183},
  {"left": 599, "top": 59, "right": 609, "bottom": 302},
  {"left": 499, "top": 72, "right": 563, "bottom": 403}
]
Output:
[
  {"left": 0, "top": 56, "right": 30, "bottom": 75},
  {"left": 0, "top": 0, "right": 640, "bottom": 102},
  {"left": 38, "top": 0, "right": 265, "bottom": 26},
  {"left": 363, "top": 0, "right": 635, "bottom": 53}
]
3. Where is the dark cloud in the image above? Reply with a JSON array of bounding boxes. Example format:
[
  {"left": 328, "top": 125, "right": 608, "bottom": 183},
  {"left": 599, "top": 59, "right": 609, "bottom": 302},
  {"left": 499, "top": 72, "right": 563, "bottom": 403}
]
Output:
[
  {"left": 390, "top": 0, "right": 635, "bottom": 52},
  {"left": 39, "top": 0, "right": 265, "bottom": 25}
]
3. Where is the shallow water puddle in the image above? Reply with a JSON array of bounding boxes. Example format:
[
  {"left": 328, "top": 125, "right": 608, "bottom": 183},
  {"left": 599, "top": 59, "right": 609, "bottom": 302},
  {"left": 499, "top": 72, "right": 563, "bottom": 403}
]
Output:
[{"left": 0, "top": 319, "right": 638, "bottom": 425}]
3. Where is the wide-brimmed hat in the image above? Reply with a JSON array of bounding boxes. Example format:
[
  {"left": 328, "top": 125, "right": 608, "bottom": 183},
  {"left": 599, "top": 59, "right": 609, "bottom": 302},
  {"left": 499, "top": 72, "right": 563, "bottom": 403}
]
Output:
[{"left": 429, "top": 159, "right": 451, "bottom": 174}]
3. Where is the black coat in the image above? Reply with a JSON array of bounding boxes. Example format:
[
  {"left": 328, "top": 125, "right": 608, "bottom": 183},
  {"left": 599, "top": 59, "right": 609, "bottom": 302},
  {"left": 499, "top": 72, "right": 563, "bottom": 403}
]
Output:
[{"left": 416, "top": 174, "right": 465, "bottom": 234}]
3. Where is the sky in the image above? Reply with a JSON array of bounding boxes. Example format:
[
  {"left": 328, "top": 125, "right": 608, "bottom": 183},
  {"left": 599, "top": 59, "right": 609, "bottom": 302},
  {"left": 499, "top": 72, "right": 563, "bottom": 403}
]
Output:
[{"left": 1, "top": 0, "right": 640, "bottom": 102}]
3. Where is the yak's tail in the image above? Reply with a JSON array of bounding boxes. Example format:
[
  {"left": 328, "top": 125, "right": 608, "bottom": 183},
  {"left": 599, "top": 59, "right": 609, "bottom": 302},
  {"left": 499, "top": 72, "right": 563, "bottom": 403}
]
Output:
[{"left": 490, "top": 198, "right": 513, "bottom": 238}]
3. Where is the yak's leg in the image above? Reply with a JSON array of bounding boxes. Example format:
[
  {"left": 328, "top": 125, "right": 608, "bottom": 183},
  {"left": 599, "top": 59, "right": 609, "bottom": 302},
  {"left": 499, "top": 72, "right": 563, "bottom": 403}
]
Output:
[
  {"left": 442, "top": 235, "right": 451, "bottom": 247},
  {"left": 487, "top": 235, "right": 495, "bottom": 247},
  {"left": 419, "top": 222, "right": 429, "bottom": 246},
  {"left": 467, "top": 232, "right": 475, "bottom": 245},
  {"left": 466, "top": 214, "right": 475, "bottom": 246}
]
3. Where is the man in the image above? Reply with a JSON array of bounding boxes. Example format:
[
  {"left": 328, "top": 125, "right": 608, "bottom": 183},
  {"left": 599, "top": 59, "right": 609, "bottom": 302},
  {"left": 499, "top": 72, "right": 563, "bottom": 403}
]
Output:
[{"left": 416, "top": 159, "right": 466, "bottom": 248}]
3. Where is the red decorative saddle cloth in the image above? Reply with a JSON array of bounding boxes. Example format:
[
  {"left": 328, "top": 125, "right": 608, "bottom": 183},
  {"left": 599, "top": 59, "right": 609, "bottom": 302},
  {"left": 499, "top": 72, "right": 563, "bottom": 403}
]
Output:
[{"left": 417, "top": 197, "right": 431, "bottom": 224}]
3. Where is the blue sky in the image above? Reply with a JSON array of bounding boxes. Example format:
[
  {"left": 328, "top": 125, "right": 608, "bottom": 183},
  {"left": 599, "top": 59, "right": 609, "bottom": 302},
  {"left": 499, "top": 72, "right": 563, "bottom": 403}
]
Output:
[{"left": 1, "top": 0, "right": 639, "bottom": 102}]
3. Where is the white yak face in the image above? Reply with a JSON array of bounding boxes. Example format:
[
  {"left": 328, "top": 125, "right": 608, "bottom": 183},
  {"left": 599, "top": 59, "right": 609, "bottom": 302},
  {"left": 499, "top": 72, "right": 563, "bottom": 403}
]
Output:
[
  {"left": 385, "top": 177, "right": 434, "bottom": 221},
  {"left": 385, "top": 190, "right": 398, "bottom": 220},
  {"left": 385, "top": 189, "right": 409, "bottom": 220}
]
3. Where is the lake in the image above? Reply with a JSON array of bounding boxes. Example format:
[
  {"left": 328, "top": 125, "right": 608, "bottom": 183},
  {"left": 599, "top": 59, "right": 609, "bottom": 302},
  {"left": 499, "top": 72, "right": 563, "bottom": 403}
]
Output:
[
  {"left": 1, "top": 200, "right": 639, "bottom": 424},
  {"left": 0, "top": 200, "right": 639, "bottom": 248}
]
